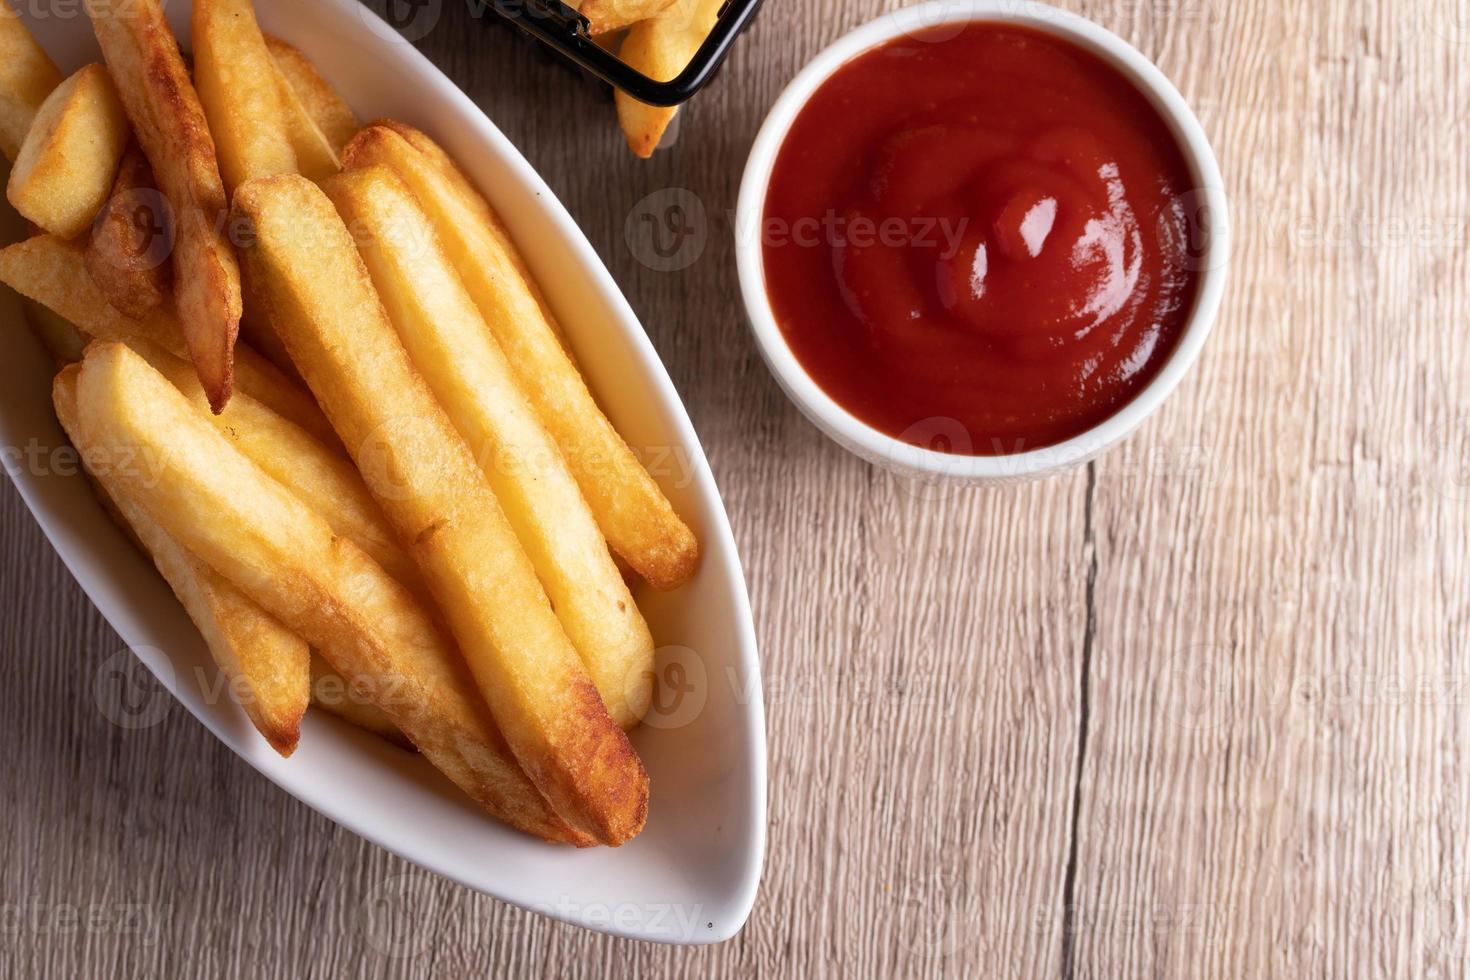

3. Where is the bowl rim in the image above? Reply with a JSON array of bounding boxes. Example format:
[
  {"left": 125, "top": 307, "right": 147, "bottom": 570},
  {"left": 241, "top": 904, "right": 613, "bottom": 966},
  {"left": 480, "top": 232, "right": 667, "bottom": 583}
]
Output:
[{"left": 734, "top": 0, "right": 1231, "bottom": 481}]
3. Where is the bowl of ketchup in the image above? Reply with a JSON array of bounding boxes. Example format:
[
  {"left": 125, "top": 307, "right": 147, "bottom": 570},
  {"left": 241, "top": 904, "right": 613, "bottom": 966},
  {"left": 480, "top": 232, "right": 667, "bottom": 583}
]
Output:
[{"left": 736, "top": 0, "right": 1229, "bottom": 482}]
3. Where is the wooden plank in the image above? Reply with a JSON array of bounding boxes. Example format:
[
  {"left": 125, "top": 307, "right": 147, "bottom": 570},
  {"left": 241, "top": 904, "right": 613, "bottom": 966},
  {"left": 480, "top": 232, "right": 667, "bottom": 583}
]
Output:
[{"left": 2, "top": 0, "right": 1466, "bottom": 975}]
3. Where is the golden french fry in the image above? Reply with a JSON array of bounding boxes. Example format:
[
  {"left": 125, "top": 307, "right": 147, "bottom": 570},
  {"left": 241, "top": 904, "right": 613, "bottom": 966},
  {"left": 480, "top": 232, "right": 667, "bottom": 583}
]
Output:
[
  {"left": 324, "top": 166, "right": 654, "bottom": 728},
  {"left": 615, "top": 0, "right": 723, "bottom": 158},
  {"left": 362, "top": 118, "right": 547, "bottom": 303},
  {"left": 576, "top": 0, "right": 678, "bottom": 35},
  {"left": 88, "top": 0, "right": 241, "bottom": 411},
  {"left": 71, "top": 341, "right": 584, "bottom": 844},
  {"left": 54, "top": 365, "right": 309, "bottom": 755},
  {"left": 85, "top": 143, "right": 171, "bottom": 318},
  {"left": 264, "top": 53, "right": 339, "bottom": 181},
  {"left": 131, "top": 339, "right": 417, "bottom": 588},
  {"left": 21, "top": 298, "right": 87, "bottom": 365},
  {"left": 366, "top": 119, "right": 494, "bottom": 222},
  {"left": 264, "top": 35, "right": 358, "bottom": 154},
  {"left": 7, "top": 64, "right": 130, "bottom": 238},
  {"left": 0, "top": 233, "right": 336, "bottom": 446},
  {"left": 342, "top": 125, "right": 698, "bottom": 590},
  {"left": 0, "top": 1, "right": 62, "bottom": 161},
  {"left": 233, "top": 174, "right": 649, "bottom": 845},
  {"left": 310, "top": 653, "right": 411, "bottom": 748},
  {"left": 192, "top": 0, "right": 297, "bottom": 193}
]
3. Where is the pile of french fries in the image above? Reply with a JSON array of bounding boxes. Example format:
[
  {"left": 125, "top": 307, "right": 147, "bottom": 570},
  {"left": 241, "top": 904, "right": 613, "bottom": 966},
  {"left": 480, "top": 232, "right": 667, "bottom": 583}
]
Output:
[
  {"left": 0, "top": 0, "right": 700, "bottom": 846},
  {"left": 589, "top": 0, "right": 724, "bottom": 157}
]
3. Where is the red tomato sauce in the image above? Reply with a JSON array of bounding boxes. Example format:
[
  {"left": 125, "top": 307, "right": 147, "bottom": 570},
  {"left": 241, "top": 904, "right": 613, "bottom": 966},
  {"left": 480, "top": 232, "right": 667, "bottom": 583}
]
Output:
[{"left": 761, "top": 24, "right": 1201, "bottom": 455}]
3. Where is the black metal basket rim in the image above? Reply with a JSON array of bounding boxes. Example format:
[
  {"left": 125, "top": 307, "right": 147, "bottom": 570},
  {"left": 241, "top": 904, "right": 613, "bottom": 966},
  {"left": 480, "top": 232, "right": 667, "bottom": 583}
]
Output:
[{"left": 489, "top": 0, "right": 763, "bottom": 107}]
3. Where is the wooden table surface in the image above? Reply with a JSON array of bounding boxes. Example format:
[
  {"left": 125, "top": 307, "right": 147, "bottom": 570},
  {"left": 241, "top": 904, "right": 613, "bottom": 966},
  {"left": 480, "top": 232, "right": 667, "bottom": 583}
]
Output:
[{"left": 4, "top": 0, "right": 1468, "bottom": 976}]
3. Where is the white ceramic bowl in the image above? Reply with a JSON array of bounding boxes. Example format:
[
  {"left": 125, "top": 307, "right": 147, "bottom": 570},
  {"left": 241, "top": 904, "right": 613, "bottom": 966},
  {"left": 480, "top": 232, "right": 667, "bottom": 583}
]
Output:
[
  {"left": 3, "top": 0, "right": 765, "bottom": 944},
  {"left": 735, "top": 0, "right": 1230, "bottom": 483}
]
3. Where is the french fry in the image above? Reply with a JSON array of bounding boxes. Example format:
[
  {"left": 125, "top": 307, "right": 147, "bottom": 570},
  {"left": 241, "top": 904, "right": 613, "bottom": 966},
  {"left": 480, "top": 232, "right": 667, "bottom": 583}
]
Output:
[
  {"left": 192, "top": 0, "right": 297, "bottom": 193},
  {"left": 130, "top": 339, "right": 418, "bottom": 588},
  {"left": 310, "top": 653, "right": 411, "bottom": 748},
  {"left": 363, "top": 118, "right": 544, "bottom": 300},
  {"left": 269, "top": 75, "right": 338, "bottom": 183},
  {"left": 21, "top": 298, "right": 87, "bottom": 365},
  {"left": 0, "top": 1, "right": 62, "bottom": 161},
  {"left": 342, "top": 125, "right": 698, "bottom": 590},
  {"left": 233, "top": 174, "right": 649, "bottom": 845},
  {"left": 0, "top": 234, "right": 335, "bottom": 446},
  {"left": 88, "top": 0, "right": 242, "bottom": 411},
  {"left": 324, "top": 166, "right": 654, "bottom": 728},
  {"left": 576, "top": 0, "right": 679, "bottom": 35},
  {"left": 71, "top": 341, "right": 584, "bottom": 844},
  {"left": 367, "top": 120, "right": 495, "bottom": 223},
  {"left": 263, "top": 51, "right": 339, "bottom": 181},
  {"left": 615, "top": 0, "right": 723, "bottom": 158},
  {"left": 264, "top": 36, "right": 358, "bottom": 154},
  {"left": 54, "top": 365, "right": 309, "bottom": 756},
  {"left": 84, "top": 144, "right": 171, "bottom": 318},
  {"left": 7, "top": 64, "right": 130, "bottom": 238}
]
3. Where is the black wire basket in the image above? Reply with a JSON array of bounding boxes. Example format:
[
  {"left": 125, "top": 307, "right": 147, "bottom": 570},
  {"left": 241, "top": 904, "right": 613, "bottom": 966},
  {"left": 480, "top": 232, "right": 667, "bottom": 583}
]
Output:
[{"left": 488, "top": 0, "right": 764, "bottom": 107}]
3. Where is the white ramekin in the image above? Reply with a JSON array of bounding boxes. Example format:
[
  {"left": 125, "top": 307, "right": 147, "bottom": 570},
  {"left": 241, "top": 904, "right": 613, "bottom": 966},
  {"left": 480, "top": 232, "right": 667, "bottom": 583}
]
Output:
[{"left": 735, "top": 0, "right": 1230, "bottom": 483}]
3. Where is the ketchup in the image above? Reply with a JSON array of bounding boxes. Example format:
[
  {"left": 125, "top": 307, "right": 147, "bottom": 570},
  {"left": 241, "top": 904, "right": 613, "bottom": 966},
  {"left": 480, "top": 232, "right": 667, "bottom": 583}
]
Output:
[{"left": 761, "top": 24, "right": 1201, "bottom": 455}]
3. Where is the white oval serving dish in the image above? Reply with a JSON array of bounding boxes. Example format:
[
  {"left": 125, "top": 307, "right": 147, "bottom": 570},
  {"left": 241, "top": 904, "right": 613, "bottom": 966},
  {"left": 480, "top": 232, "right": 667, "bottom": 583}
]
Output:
[{"left": 2, "top": 0, "right": 765, "bottom": 945}]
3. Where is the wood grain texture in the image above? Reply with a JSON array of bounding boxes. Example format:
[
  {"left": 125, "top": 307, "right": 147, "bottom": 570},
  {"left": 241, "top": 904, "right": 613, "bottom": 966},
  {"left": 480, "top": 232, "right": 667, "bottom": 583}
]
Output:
[{"left": 3, "top": 0, "right": 1468, "bottom": 975}]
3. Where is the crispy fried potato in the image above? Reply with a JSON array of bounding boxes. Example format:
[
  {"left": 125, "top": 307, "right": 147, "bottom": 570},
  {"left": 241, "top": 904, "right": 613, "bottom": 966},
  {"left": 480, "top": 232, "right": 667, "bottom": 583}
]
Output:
[
  {"left": 0, "top": 233, "right": 335, "bottom": 445},
  {"left": 342, "top": 125, "right": 698, "bottom": 589},
  {"left": 7, "top": 64, "right": 130, "bottom": 237},
  {"left": 324, "top": 166, "right": 654, "bottom": 728},
  {"left": 615, "top": 0, "right": 723, "bottom": 158},
  {"left": 0, "top": 1, "right": 62, "bottom": 161},
  {"left": 192, "top": 0, "right": 296, "bottom": 193},
  {"left": 88, "top": 0, "right": 241, "bottom": 411},
  {"left": 131, "top": 339, "right": 417, "bottom": 588},
  {"left": 363, "top": 118, "right": 545, "bottom": 298},
  {"left": 85, "top": 144, "right": 171, "bottom": 318},
  {"left": 233, "top": 174, "right": 648, "bottom": 845},
  {"left": 71, "top": 341, "right": 584, "bottom": 844},
  {"left": 263, "top": 50, "right": 340, "bottom": 181},
  {"left": 576, "top": 0, "right": 678, "bottom": 34},
  {"left": 55, "top": 365, "right": 309, "bottom": 755},
  {"left": 310, "top": 653, "right": 411, "bottom": 748},
  {"left": 21, "top": 298, "right": 87, "bottom": 365},
  {"left": 268, "top": 71, "right": 338, "bottom": 183},
  {"left": 264, "top": 36, "right": 357, "bottom": 154}
]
